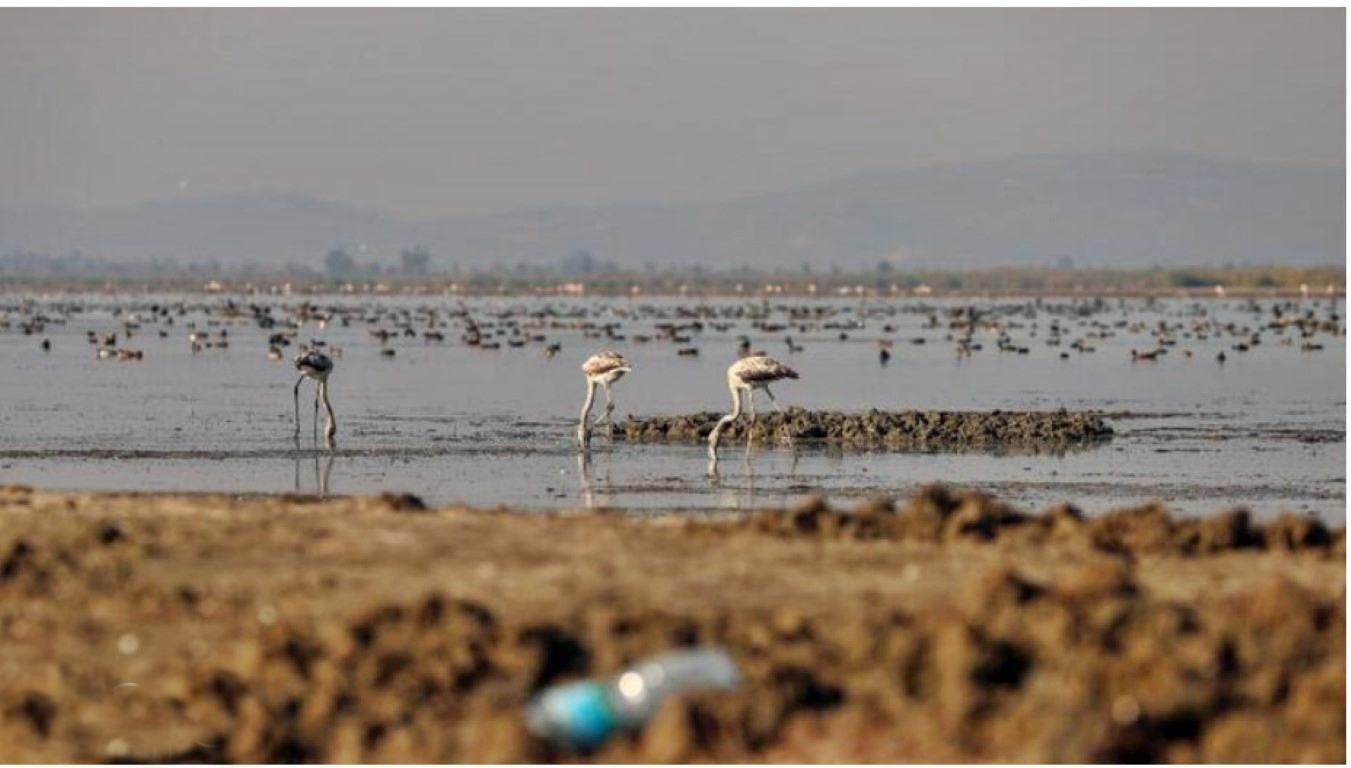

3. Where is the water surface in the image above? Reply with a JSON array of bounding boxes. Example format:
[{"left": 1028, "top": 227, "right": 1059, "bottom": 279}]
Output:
[{"left": 1, "top": 292, "right": 1343, "bottom": 522}]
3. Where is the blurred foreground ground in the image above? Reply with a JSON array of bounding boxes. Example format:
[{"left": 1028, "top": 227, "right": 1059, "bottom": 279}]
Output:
[{"left": 0, "top": 485, "right": 1343, "bottom": 763}]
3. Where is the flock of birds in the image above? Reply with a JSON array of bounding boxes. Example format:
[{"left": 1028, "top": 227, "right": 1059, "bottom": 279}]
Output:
[
  {"left": 2, "top": 293, "right": 1342, "bottom": 468},
  {"left": 264, "top": 294, "right": 1340, "bottom": 470}
]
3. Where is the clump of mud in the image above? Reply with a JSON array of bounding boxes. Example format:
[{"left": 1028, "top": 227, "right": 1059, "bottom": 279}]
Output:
[
  {"left": 616, "top": 408, "right": 1114, "bottom": 451},
  {"left": 91, "top": 565, "right": 1345, "bottom": 762},
  {"left": 741, "top": 486, "right": 1343, "bottom": 555},
  {"left": 133, "top": 561, "right": 1347, "bottom": 762},
  {"left": 0, "top": 486, "right": 1342, "bottom": 763}
]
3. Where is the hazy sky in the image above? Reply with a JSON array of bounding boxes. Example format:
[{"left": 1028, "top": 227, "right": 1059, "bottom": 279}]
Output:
[{"left": 0, "top": 7, "right": 1343, "bottom": 220}]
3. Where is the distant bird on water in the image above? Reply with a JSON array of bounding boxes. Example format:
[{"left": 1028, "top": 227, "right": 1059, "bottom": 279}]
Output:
[
  {"left": 578, "top": 350, "right": 632, "bottom": 448},
  {"left": 708, "top": 353, "right": 799, "bottom": 463},
  {"left": 293, "top": 345, "right": 336, "bottom": 443}
]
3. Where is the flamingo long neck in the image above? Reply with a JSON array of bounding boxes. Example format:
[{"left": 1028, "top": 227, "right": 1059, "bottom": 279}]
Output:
[
  {"left": 708, "top": 384, "right": 744, "bottom": 455},
  {"left": 318, "top": 380, "right": 336, "bottom": 439},
  {"left": 724, "top": 384, "right": 744, "bottom": 424},
  {"left": 579, "top": 380, "right": 598, "bottom": 425}
]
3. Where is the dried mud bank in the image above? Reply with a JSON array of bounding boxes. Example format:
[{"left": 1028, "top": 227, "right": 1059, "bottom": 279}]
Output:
[
  {"left": 615, "top": 408, "right": 1115, "bottom": 451},
  {"left": 0, "top": 486, "right": 1343, "bottom": 763}
]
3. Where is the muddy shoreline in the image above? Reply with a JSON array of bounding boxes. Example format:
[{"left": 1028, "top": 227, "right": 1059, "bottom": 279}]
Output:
[
  {"left": 614, "top": 408, "right": 1115, "bottom": 450},
  {"left": 0, "top": 486, "right": 1343, "bottom": 763}
]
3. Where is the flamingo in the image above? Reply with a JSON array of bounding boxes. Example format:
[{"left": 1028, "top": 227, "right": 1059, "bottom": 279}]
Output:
[
  {"left": 707, "top": 353, "right": 799, "bottom": 462},
  {"left": 293, "top": 345, "right": 336, "bottom": 442},
  {"left": 578, "top": 350, "right": 632, "bottom": 448}
]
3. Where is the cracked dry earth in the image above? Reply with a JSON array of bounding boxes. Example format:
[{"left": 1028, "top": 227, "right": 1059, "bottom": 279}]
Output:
[{"left": 0, "top": 485, "right": 1343, "bottom": 763}]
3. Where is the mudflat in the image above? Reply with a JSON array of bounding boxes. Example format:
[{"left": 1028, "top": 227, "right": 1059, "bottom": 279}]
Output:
[
  {"left": 617, "top": 407, "right": 1116, "bottom": 449},
  {"left": 0, "top": 485, "right": 1343, "bottom": 763}
]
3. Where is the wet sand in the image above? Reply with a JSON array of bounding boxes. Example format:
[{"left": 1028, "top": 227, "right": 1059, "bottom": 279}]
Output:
[{"left": 0, "top": 485, "right": 1343, "bottom": 763}]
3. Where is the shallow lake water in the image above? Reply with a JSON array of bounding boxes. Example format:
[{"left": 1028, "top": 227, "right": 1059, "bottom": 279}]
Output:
[{"left": 0, "top": 291, "right": 1344, "bottom": 523}]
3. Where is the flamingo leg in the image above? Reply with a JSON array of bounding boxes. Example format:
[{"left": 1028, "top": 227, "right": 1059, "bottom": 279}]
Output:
[
  {"left": 746, "top": 389, "right": 758, "bottom": 447},
  {"left": 763, "top": 386, "right": 792, "bottom": 441},
  {"left": 319, "top": 380, "right": 336, "bottom": 442},
  {"left": 293, "top": 376, "right": 305, "bottom": 437},
  {"left": 765, "top": 387, "right": 784, "bottom": 412}
]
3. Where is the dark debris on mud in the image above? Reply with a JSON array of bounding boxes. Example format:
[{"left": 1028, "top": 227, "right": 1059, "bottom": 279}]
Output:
[
  {"left": 734, "top": 484, "right": 1343, "bottom": 556},
  {"left": 613, "top": 408, "right": 1114, "bottom": 451}
]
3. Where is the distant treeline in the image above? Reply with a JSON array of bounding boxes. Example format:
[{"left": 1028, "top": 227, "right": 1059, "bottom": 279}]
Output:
[{"left": 0, "top": 249, "right": 1342, "bottom": 297}]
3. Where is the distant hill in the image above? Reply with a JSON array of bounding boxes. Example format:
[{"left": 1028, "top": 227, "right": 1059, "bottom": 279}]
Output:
[
  {"left": 0, "top": 193, "right": 404, "bottom": 270},
  {"left": 0, "top": 151, "right": 1342, "bottom": 271}
]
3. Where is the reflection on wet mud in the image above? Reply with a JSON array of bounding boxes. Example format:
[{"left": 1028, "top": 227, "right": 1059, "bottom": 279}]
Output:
[
  {"left": 707, "top": 441, "right": 805, "bottom": 510},
  {"left": 294, "top": 448, "right": 335, "bottom": 497},
  {"left": 577, "top": 451, "right": 596, "bottom": 508},
  {"left": 577, "top": 449, "right": 621, "bottom": 509}
]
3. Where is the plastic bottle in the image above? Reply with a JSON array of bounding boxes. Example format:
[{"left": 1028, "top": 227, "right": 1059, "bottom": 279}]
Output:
[{"left": 522, "top": 646, "right": 740, "bottom": 751}]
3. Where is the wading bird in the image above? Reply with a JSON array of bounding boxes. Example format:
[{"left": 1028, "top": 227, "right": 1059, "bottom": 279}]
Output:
[
  {"left": 293, "top": 346, "right": 336, "bottom": 442},
  {"left": 707, "top": 353, "right": 799, "bottom": 463},
  {"left": 578, "top": 350, "right": 632, "bottom": 448}
]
